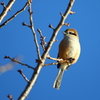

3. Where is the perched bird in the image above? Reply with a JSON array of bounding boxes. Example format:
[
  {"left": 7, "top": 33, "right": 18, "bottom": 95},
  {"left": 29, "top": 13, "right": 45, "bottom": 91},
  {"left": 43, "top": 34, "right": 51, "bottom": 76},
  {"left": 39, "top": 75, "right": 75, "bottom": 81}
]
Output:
[{"left": 53, "top": 28, "right": 81, "bottom": 89}]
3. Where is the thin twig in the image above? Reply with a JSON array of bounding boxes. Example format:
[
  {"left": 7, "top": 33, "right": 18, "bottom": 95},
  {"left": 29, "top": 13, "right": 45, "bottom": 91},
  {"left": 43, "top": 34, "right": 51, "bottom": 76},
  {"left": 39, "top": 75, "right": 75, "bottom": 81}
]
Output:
[
  {"left": 18, "top": 0, "right": 75, "bottom": 100},
  {"left": 49, "top": 24, "right": 55, "bottom": 30},
  {"left": 0, "top": 0, "right": 15, "bottom": 23},
  {"left": 4, "top": 56, "right": 35, "bottom": 70},
  {"left": 47, "top": 54, "right": 63, "bottom": 61},
  {"left": 69, "top": 10, "right": 75, "bottom": 14},
  {"left": 43, "top": 62, "right": 59, "bottom": 67},
  {"left": 43, "top": 59, "right": 72, "bottom": 67},
  {"left": 0, "top": 2, "right": 30, "bottom": 28},
  {"left": 22, "top": 22, "right": 31, "bottom": 27},
  {"left": 7, "top": 94, "right": 14, "bottom": 100},
  {"left": 44, "top": 62, "right": 70, "bottom": 70},
  {"left": 37, "top": 29, "right": 46, "bottom": 51},
  {"left": 18, "top": 69, "right": 30, "bottom": 83},
  {"left": 63, "top": 23, "right": 70, "bottom": 26},
  {"left": 28, "top": 5, "right": 41, "bottom": 61}
]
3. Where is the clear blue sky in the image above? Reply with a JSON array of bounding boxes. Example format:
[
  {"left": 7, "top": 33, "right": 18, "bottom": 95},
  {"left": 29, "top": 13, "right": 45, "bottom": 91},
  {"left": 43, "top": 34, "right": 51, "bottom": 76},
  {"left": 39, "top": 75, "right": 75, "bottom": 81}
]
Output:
[{"left": 0, "top": 0, "right": 100, "bottom": 100}]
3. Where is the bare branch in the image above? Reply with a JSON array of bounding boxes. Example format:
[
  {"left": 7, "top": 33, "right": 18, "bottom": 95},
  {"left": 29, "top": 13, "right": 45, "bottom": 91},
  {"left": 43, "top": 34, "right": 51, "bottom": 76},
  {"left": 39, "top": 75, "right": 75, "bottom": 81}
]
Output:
[
  {"left": 47, "top": 54, "right": 75, "bottom": 64},
  {"left": 18, "top": 69, "right": 30, "bottom": 83},
  {"left": 22, "top": 22, "right": 31, "bottom": 27},
  {"left": 47, "top": 54, "right": 63, "bottom": 61},
  {"left": 37, "top": 29, "right": 43, "bottom": 38},
  {"left": 4, "top": 56, "right": 35, "bottom": 70},
  {"left": 0, "top": 0, "right": 15, "bottom": 23},
  {"left": 7, "top": 94, "right": 14, "bottom": 100},
  {"left": 49, "top": 24, "right": 55, "bottom": 30},
  {"left": 28, "top": 6, "right": 42, "bottom": 61},
  {"left": 0, "top": 2, "right": 12, "bottom": 11},
  {"left": 37, "top": 29, "right": 47, "bottom": 51},
  {"left": 43, "top": 62, "right": 70, "bottom": 70},
  {"left": 60, "top": 12, "right": 64, "bottom": 17},
  {"left": 0, "top": 2, "right": 30, "bottom": 28},
  {"left": 63, "top": 23, "right": 70, "bottom": 26},
  {"left": 43, "top": 62, "right": 59, "bottom": 67},
  {"left": 18, "top": 0, "right": 75, "bottom": 99},
  {"left": 43, "top": 59, "right": 72, "bottom": 67},
  {"left": 69, "top": 10, "right": 75, "bottom": 14}
]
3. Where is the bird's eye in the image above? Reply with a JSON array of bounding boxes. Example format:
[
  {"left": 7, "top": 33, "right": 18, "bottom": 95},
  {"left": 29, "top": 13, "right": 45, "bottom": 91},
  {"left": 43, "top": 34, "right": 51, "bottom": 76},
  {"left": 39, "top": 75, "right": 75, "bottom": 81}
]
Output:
[{"left": 69, "top": 32, "right": 77, "bottom": 36}]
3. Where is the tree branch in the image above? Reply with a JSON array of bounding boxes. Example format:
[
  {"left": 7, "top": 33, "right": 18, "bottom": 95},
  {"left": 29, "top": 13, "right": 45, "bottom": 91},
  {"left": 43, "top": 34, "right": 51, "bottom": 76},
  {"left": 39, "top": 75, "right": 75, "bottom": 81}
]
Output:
[
  {"left": 43, "top": 59, "right": 72, "bottom": 67},
  {"left": 18, "top": 69, "right": 30, "bottom": 83},
  {"left": 0, "top": 1, "right": 30, "bottom": 28},
  {"left": 43, "top": 62, "right": 59, "bottom": 67},
  {"left": 0, "top": 0, "right": 15, "bottom": 23},
  {"left": 4, "top": 56, "right": 35, "bottom": 70},
  {"left": 18, "top": 0, "right": 75, "bottom": 99},
  {"left": 47, "top": 54, "right": 63, "bottom": 61},
  {"left": 7, "top": 94, "right": 14, "bottom": 100},
  {"left": 37, "top": 29, "right": 47, "bottom": 51},
  {"left": 28, "top": 6, "right": 41, "bottom": 61}
]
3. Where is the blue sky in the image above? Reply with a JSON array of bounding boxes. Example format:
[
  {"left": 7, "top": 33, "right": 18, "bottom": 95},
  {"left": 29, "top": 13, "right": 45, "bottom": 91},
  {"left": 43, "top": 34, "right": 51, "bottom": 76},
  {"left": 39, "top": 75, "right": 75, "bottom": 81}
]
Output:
[{"left": 0, "top": 0, "right": 100, "bottom": 100}]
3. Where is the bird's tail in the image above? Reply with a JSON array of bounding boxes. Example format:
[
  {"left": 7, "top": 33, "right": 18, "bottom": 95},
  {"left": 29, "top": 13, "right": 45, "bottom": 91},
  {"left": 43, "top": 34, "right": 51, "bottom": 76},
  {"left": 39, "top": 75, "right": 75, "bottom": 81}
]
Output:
[{"left": 53, "top": 68, "right": 64, "bottom": 89}]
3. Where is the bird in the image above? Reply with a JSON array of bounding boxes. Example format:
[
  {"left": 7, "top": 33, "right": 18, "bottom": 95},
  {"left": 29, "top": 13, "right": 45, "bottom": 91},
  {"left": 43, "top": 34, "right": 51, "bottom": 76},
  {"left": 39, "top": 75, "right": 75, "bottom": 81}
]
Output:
[{"left": 53, "top": 28, "right": 81, "bottom": 89}]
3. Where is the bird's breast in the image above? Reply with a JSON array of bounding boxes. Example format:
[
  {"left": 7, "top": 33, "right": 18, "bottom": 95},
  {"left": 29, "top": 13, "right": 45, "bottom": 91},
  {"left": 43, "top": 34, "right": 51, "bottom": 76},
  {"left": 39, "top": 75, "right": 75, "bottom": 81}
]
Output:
[{"left": 58, "top": 36, "right": 80, "bottom": 64}]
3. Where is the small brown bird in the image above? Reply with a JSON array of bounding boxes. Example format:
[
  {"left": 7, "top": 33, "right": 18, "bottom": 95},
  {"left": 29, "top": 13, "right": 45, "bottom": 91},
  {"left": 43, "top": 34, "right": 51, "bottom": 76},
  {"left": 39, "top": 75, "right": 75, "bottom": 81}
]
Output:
[{"left": 53, "top": 28, "right": 81, "bottom": 89}]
